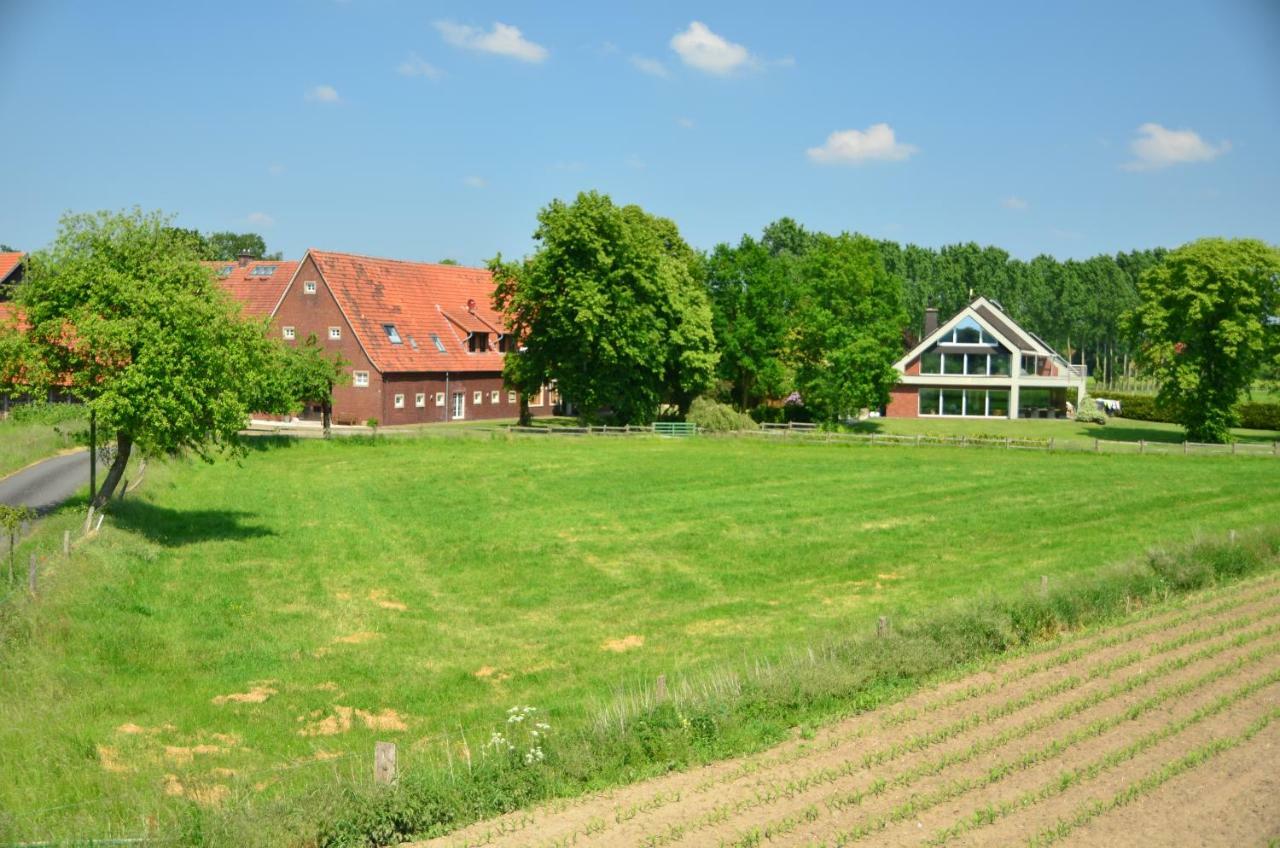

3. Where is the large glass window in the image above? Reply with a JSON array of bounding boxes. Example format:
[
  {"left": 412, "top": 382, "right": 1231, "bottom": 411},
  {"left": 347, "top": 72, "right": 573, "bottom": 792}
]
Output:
[
  {"left": 956, "top": 325, "right": 982, "bottom": 344},
  {"left": 990, "top": 352, "right": 1011, "bottom": 376},
  {"left": 1021, "top": 354, "right": 1040, "bottom": 376},
  {"left": 941, "top": 389, "right": 963, "bottom": 415},
  {"left": 1019, "top": 387, "right": 1052, "bottom": 417},
  {"left": 920, "top": 350, "right": 941, "bottom": 374},
  {"left": 944, "top": 353, "right": 964, "bottom": 374},
  {"left": 964, "top": 390, "right": 987, "bottom": 416},
  {"left": 988, "top": 390, "right": 1010, "bottom": 417},
  {"left": 919, "top": 388, "right": 941, "bottom": 415},
  {"left": 966, "top": 354, "right": 988, "bottom": 375}
]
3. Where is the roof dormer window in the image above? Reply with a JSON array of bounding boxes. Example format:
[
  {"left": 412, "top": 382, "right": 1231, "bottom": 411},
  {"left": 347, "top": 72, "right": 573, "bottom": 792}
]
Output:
[
  {"left": 217, "top": 264, "right": 234, "bottom": 277},
  {"left": 429, "top": 333, "right": 446, "bottom": 353},
  {"left": 383, "top": 324, "right": 402, "bottom": 344},
  {"left": 468, "top": 332, "right": 489, "bottom": 353},
  {"left": 250, "top": 264, "right": 278, "bottom": 277}
]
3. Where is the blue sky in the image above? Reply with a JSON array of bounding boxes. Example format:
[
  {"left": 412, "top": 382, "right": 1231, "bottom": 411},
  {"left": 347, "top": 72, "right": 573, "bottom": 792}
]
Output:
[{"left": 2, "top": 0, "right": 1278, "bottom": 265}]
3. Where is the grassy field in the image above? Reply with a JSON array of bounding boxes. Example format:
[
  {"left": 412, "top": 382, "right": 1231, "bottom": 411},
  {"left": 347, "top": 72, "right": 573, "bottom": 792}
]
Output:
[
  {"left": 849, "top": 414, "right": 1279, "bottom": 448},
  {"left": 0, "top": 410, "right": 87, "bottom": 478},
  {"left": 2, "top": 434, "right": 1279, "bottom": 843}
]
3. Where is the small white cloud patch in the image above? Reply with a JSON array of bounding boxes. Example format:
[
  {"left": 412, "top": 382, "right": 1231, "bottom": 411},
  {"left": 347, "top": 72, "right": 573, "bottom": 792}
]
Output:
[
  {"left": 398, "top": 53, "right": 443, "bottom": 80},
  {"left": 435, "top": 21, "right": 548, "bottom": 63},
  {"left": 305, "top": 85, "right": 340, "bottom": 103},
  {"left": 630, "top": 55, "right": 671, "bottom": 79},
  {"left": 676, "top": 116, "right": 695, "bottom": 129},
  {"left": 1124, "top": 123, "right": 1229, "bottom": 171},
  {"left": 1001, "top": 196, "right": 1029, "bottom": 211},
  {"left": 807, "top": 124, "right": 917, "bottom": 165},
  {"left": 463, "top": 176, "right": 487, "bottom": 188},
  {"left": 247, "top": 212, "right": 275, "bottom": 227},
  {"left": 670, "top": 21, "right": 753, "bottom": 75}
]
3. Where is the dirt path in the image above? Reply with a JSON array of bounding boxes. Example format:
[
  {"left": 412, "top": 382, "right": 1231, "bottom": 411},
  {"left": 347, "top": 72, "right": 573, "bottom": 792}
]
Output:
[{"left": 412, "top": 575, "right": 1280, "bottom": 848}]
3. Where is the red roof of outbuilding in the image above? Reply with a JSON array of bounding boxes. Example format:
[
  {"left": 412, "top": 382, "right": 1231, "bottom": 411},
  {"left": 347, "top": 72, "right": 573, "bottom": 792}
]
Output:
[
  {"left": 308, "top": 250, "right": 508, "bottom": 373},
  {"left": 210, "top": 260, "right": 299, "bottom": 318},
  {"left": 0, "top": 252, "right": 24, "bottom": 283}
]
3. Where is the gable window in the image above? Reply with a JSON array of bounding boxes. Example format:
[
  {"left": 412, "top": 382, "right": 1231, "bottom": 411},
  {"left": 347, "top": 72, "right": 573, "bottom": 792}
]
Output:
[
  {"left": 430, "top": 333, "right": 446, "bottom": 353},
  {"left": 473, "top": 390, "right": 483, "bottom": 404},
  {"left": 394, "top": 393, "right": 405, "bottom": 409},
  {"left": 414, "top": 392, "right": 425, "bottom": 408},
  {"left": 383, "top": 324, "right": 402, "bottom": 344},
  {"left": 304, "top": 281, "right": 317, "bottom": 294},
  {"left": 920, "top": 350, "right": 941, "bottom": 374},
  {"left": 990, "top": 352, "right": 1011, "bottom": 376},
  {"left": 938, "top": 316, "right": 996, "bottom": 346},
  {"left": 943, "top": 353, "right": 964, "bottom": 375},
  {"left": 435, "top": 392, "right": 445, "bottom": 406},
  {"left": 468, "top": 332, "right": 490, "bottom": 353},
  {"left": 966, "top": 354, "right": 989, "bottom": 375},
  {"left": 353, "top": 371, "right": 369, "bottom": 388},
  {"left": 282, "top": 326, "right": 295, "bottom": 340},
  {"left": 328, "top": 326, "right": 341, "bottom": 340}
]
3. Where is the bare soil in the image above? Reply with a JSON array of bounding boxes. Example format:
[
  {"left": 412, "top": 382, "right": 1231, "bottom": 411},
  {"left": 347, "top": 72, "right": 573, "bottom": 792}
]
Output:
[{"left": 411, "top": 574, "right": 1280, "bottom": 848}]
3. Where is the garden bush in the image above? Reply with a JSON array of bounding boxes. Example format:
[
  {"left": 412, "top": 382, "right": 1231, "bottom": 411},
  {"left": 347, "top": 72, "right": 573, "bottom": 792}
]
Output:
[
  {"left": 5, "top": 401, "right": 85, "bottom": 425},
  {"left": 1094, "top": 391, "right": 1280, "bottom": 432},
  {"left": 1236, "top": 401, "right": 1280, "bottom": 431},
  {"left": 1073, "top": 396, "right": 1106, "bottom": 425},
  {"left": 687, "top": 397, "right": 758, "bottom": 432}
]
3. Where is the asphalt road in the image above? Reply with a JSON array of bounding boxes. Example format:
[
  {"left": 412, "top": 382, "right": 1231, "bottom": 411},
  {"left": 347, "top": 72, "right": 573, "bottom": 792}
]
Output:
[{"left": 0, "top": 451, "right": 102, "bottom": 513}]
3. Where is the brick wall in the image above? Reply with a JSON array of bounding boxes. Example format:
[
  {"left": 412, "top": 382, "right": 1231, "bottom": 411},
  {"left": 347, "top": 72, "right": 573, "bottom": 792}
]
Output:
[{"left": 886, "top": 385, "right": 918, "bottom": 418}]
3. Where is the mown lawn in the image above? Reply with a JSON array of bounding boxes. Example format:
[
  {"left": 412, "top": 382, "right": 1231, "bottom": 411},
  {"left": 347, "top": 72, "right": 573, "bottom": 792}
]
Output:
[{"left": 1, "top": 433, "right": 1279, "bottom": 841}]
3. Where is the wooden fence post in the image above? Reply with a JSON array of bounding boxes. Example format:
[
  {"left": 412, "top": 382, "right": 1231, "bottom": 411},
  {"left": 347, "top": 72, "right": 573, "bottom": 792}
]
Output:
[
  {"left": 1094, "top": 438, "right": 1100, "bottom": 453},
  {"left": 63, "top": 530, "right": 70, "bottom": 557},
  {"left": 1049, "top": 437, "right": 1055, "bottom": 451},
  {"left": 27, "top": 553, "right": 36, "bottom": 595},
  {"left": 655, "top": 674, "right": 667, "bottom": 702},
  {"left": 877, "top": 616, "right": 890, "bottom": 638},
  {"left": 83, "top": 505, "right": 95, "bottom": 535},
  {"left": 1183, "top": 441, "right": 1188, "bottom": 455},
  {"left": 374, "top": 741, "right": 397, "bottom": 786},
  {"left": 1139, "top": 439, "right": 1145, "bottom": 454},
  {"left": 1231, "top": 441, "right": 1237, "bottom": 456}
]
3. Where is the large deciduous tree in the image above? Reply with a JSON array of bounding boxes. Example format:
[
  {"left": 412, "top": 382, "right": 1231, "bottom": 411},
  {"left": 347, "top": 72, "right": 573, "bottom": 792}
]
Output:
[
  {"left": 17, "top": 209, "right": 295, "bottom": 505},
  {"left": 790, "top": 233, "right": 907, "bottom": 422},
  {"left": 204, "top": 231, "right": 278, "bottom": 262},
  {"left": 1126, "top": 238, "right": 1280, "bottom": 443},
  {"left": 491, "top": 191, "right": 717, "bottom": 425}
]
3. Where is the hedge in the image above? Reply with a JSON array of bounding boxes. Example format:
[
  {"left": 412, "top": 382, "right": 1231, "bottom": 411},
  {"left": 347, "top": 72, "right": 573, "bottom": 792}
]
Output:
[{"left": 1094, "top": 391, "right": 1280, "bottom": 432}]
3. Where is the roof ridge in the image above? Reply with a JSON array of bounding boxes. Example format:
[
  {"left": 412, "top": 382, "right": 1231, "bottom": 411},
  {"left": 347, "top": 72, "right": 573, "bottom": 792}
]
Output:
[{"left": 309, "top": 248, "right": 488, "bottom": 273}]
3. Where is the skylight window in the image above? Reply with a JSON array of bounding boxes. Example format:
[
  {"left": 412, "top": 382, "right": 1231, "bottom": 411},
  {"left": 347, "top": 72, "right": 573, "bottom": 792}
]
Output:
[
  {"left": 429, "top": 333, "right": 446, "bottom": 353},
  {"left": 217, "top": 264, "right": 234, "bottom": 277},
  {"left": 383, "top": 324, "right": 403, "bottom": 344},
  {"left": 251, "top": 264, "right": 278, "bottom": 276}
]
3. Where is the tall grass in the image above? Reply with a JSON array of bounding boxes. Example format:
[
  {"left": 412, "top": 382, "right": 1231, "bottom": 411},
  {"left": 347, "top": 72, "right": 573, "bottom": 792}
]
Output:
[{"left": 211, "top": 528, "right": 1280, "bottom": 848}]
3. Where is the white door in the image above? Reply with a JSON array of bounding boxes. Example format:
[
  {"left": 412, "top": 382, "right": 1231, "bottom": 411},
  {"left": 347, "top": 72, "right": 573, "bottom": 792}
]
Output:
[{"left": 452, "top": 391, "right": 465, "bottom": 420}]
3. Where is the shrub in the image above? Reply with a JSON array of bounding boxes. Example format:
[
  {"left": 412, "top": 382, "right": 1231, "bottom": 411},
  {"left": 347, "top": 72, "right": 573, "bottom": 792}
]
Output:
[
  {"left": 5, "top": 401, "right": 85, "bottom": 425},
  {"left": 1073, "top": 396, "right": 1106, "bottom": 425},
  {"left": 1236, "top": 401, "right": 1280, "bottom": 431},
  {"left": 365, "top": 418, "right": 379, "bottom": 430},
  {"left": 1097, "top": 391, "right": 1174, "bottom": 423},
  {"left": 687, "top": 398, "right": 758, "bottom": 432}
]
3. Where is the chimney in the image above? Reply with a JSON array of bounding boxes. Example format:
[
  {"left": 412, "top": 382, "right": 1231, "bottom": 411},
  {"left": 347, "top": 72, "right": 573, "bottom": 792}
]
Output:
[
  {"left": 237, "top": 249, "right": 255, "bottom": 268},
  {"left": 924, "top": 307, "right": 939, "bottom": 337}
]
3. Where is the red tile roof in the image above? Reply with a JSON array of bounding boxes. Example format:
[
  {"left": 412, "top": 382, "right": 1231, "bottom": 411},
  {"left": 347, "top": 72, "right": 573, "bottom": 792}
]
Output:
[
  {"left": 210, "top": 260, "right": 299, "bottom": 318},
  {"left": 309, "top": 250, "right": 508, "bottom": 373},
  {"left": 0, "top": 252, "right": 23, "bottom": 283}
]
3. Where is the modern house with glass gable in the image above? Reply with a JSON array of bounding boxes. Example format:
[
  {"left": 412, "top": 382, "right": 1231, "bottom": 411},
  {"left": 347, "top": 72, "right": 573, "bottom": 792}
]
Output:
[{"left": 885, "top": 297, "right": 1087, "bottom": 419}]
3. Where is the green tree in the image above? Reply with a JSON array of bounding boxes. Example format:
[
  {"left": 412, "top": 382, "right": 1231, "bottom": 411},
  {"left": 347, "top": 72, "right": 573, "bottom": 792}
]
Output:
[
  {"left": 1126, "top": 238, "right": 1280, "bottom": 442},
  {"left": 16, "top": 209, "right": 293, "bottom": 505},
  {"left": 491, "top": 191, "right": 718, "bottom": 425},
  {"left": 790, "top": 233, "right": 907, "bottom": 422},
  {"left": 204, "top": 231, "right": 280, "bottom": 262},
  {"left": 274, "top": 334, "right": 349, "bottom": 435},
  {"left": 0, "top": 504, "right": 34, "bottom": 586}
]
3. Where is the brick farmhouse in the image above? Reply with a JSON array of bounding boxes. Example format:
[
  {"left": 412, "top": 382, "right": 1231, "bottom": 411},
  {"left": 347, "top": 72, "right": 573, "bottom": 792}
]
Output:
[
  {"left": 887, "top": 297, "right": 1087, "bottom": 419},
  {"left": 218, "top": 250, "right": 553, "bottom": 425}
]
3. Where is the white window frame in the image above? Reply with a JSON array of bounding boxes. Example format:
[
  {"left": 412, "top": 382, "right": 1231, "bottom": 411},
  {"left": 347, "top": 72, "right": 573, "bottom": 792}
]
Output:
[
  {"left": 490, "top": 390, "right": 500, "bottom": 404},
  {"left": 529, "top": 387, "right": 544, "bottom": 407},
  {"left": 507, "top": 390, "right": 517, "bottom": 404},
  {"left": 353, "top": 370, "right": 369, "bottom": 388},
  {"left": 303, "top": 281, "right": 317, "bottom": 295},
  {"left": 282, "top": 326, "right": 295, "bottom": 340},
  {"left": 414, "top": 392, "right": 426, "bottom": 408},
  {"left": 452, "top": 392, "right": 465, "bottom": 419},
  {"left": 434, "top": 392, "right": 445, "bottom": 407},
  {"left": 393, "top": 393, "right": 405, "bottom": 409},
  {"left": 328, "top": 326, "right": 341, "bottom": 340},
  {"left": 473, "top": 390, "right": 483, "bottom": 404}
]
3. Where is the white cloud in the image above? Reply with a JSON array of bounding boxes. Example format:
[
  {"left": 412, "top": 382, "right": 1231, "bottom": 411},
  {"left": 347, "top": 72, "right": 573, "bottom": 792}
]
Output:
[
  {"left": 670, "top": 21, "right": 753, "bottom": 75},
  {"left": 1001, "top": 196, "right": 1029, "bottom": 211},
  {"left": 246, "top": 212, "right": 276, "bottom": 228},
  {"left": 397, "top": 53, "right": 443, "bottom": 80},
  {"left": 305, "top": 85, "right": 341, "bottom": 103},
  {"left": 676, "top": 116, "right": 695, "bottom": 129},
  {"left": 630, "top": 55, "right": 671, "bottom": 79},
  {"left": 267, "top": 163, "right": 285, "bottom": 177},
  {"left": 435, "top": 21, "right": 548, "bottom": 63},
  {"left": 1124, "top": 123, "right": 1229, "bottom": 171},
  {"left": 806, "top": 123, "right": 918, "bottom": 165},
  {"left": 463, "top": 176, "right": 487, "bottom": 188}
]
